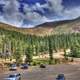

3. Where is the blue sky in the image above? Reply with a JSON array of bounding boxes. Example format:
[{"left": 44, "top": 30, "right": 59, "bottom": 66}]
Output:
[{"left": 0, "top": 0, "right": 80, "bottom": 28}]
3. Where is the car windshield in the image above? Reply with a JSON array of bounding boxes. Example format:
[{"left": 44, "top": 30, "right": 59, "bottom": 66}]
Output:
[
  {"left": 9, "top": 75, "right": 16, "bottom": 78},
  {"left": 22, "top": 64, "right": 28, "bottom": 66},
  {"left": 11, "top": 64, "right": 16, "bottom": 67}
]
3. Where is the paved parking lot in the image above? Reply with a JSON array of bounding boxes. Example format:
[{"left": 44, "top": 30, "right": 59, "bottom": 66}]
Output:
[{"left": 0, "top": 63, "right": 80, "bottom": 80}]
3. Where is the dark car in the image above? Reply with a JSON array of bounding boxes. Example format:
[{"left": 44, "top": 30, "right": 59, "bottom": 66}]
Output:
[
  {"left": 56, "top": 74, "right": 65, "bottom": 80},
  {"left": 20, "top": 64, "right": 28, "bottom": 69},
  {"left": 40, "top": 64, "right": 46, "bottom": 68}
]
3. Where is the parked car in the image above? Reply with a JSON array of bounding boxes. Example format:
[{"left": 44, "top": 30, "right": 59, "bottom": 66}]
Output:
[
  {"left": 4, "top": 73, "right": 21, "bottom": 80},
  {"left": 56, "top": 74, "right": 65, "bottom": 80},
  {"left": 20, "top": 64, "right": 28, "bottom": 69},
  {"left": 9, "top": 64, "right": 17, "bottom": 71},
  {"left": 40, "top": 64, "right": 46, "bottom": 68}
]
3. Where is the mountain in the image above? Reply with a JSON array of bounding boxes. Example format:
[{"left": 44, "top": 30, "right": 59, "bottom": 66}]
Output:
[
  {"left": 36, "top": 17, "right": 80, "bottom": 34},
  {"left": 0, "top": 17, "right": 80, "bottom": 36}
]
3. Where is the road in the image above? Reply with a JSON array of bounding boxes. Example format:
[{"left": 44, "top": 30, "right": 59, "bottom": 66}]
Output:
[{"left": 0, "top": 64, "right": 80, "bottom": 80}]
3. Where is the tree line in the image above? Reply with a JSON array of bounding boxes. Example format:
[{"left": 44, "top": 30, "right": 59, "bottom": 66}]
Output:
[{"left": 0, "top": 28, "right": 80, "bottom": 64}]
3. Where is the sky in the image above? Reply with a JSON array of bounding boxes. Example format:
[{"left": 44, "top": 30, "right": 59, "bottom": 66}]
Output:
[{"left": 0, "top": 0, "right": 80, "bottom": 28}]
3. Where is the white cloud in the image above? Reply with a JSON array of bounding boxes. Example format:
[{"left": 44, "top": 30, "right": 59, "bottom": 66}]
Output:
[
  {"left": 23, "top": 3, "right": 48, "bottom": 25},
  {"left": 23, "top": 3, "right": 45, "bottom": 13},
  {"left": 22, "top": 0, "right": 64, "bottom": 26},
  {"left": 23, "top": 4, "right": 45, "bottom": 21},
  {"left": 0, "top": 0, "right": 24, "bottom": 27},
  {"left": 0, "top": 0, "right": 48, "bottom": 27},
  {"left": 46, "top": 0, "right": 64, "bottom": 14},
  {"left": 23, "top": 4, "right": 32, "bottom": 12},
  {"left": 0, "top": 0, "right": 80, "bottom": 28},
  {"left": 30, "top": 0, "right": 64, "bottom": 14},
  {"left": 46, "top": 0, "right": 80, "bottom": 20},
  {"left": 63, "top": 7, "right": 80, "bottom": 19}
]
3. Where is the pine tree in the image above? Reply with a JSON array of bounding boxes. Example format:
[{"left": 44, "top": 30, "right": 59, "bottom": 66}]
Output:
[{"left": 48, "top": 37, "right": 53, "bottom": 64}]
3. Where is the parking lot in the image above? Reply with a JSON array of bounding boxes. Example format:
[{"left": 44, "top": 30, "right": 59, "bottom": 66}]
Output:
[{"left": 0, "top": 63, "right": 80, "bottom": 80}]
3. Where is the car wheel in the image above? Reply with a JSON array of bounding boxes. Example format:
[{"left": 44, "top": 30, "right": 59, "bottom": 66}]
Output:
[{"left": 19, "top": 77, "right": 21, "bottom": 80}]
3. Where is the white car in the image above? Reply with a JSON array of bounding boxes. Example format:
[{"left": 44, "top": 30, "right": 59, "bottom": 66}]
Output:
[
  {"left": 4, "top": 73, "right": 21, "bottom": 80},
  {"left": 9, "top": 64, "right": 17, "bottom": 71}
]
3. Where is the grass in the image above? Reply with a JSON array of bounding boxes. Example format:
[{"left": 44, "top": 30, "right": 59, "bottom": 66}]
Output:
[{"left": 32, "top": 58, "right": 60, "bottom": 66}]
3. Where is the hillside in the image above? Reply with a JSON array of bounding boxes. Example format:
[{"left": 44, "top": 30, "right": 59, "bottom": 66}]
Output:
[
  {"left": 37, "top": 17, "right": 80, "bottom": 34},
  {"left": 0, "top": 17, "right": 80, "bottom": 36}
]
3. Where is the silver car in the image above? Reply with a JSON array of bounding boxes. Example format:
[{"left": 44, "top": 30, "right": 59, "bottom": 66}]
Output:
[
  {"left": 4, "top": 73, "right": 21, "bottom": 80},
  {"left": 9, "top": 64, "right": 17, "bottom": 71}
]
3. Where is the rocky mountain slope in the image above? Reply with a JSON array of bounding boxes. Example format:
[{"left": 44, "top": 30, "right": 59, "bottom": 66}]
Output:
[{"left": 0, "top": 17, "right": 80, "bottom": 36}]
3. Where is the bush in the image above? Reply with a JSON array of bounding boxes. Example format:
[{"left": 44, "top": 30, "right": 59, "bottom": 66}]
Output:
[
  {"left": 69, "top": 45, "right": 80, "bottom": 58},
  {"left": 32, "top": 62, "right": 37, "bottom": 66},
  {"left": 32, "top": 59, "right": 49, "bottom": 66}
]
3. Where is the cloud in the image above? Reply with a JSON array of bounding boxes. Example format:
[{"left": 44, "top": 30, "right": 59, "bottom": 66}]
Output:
[
  {"left": 63, "top": 7, "right": 80, "bottom": 19},
  {"left": 0, "top": 0, "right": 48, "bottom": 27},
  {"left": 47, "top": 0, "right": 64, "bottom": 14},
  {"left": 46, "top": 0, "right": 80, "bottom": 20},
  {"left": 0, "top": 0, "right": 80, "bottom": 28},
  {"left": 0, "top": 0, "right": 6, "bottom": 4},
  {"left": 23, "top": 2, "right": 46, "bottom": 14},
  {"left": 2, "top": 0, "right": 24, "bottom": 27},
  {"left": 23, "top": 4, "right": 48, "bottom": 22},
  {"left": 23, "top": 6, "right": 48, "bottom": 27},
  {"left": 22, "top": 0, "right": 64, "bottom": 26},
  {"left": 46, "top": 0, "right": 80, "bottom": 19}
]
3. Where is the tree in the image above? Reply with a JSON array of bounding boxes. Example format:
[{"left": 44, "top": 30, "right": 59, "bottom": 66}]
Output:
[
  {"left": 70, "top": 45, "right": 80, "bottom": 58},
  {"left": 25, "top": 46, "right": 33, "bottom": 65},
  {"left": 48, "top": 37, "right": 53, "bottom": 64},
  {"left": 64, "top": 49, "right": 68, "bottom": 60},
  {"left": 13, "top": 50, "right": 22, "bottom": 65}
]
